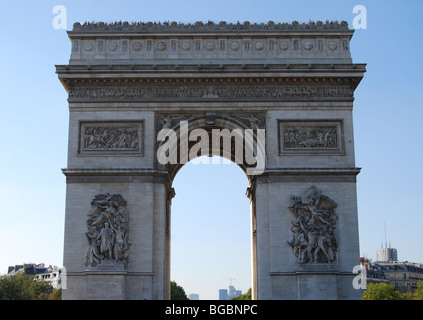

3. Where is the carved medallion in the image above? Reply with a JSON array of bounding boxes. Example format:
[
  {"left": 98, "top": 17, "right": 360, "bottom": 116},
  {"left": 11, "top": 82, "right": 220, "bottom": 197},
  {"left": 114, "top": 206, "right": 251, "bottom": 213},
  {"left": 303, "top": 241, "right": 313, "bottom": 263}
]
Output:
[
  {"left": 254, "top": 41, "right": 264, "bottom": 51},
  {"left": 156, "top": 41, "right": 167, "bottom": 51},
  {"left": 230, "top": 41, "right": 240, "bottom": 51},
  {"left": 83, "top": 42, "right": 94, "bottom": 52},
  {"left": 108, "top": 41, "right": 119, "bottom": 51},
  {"left": 279, "top": 41, "right": 289, "bottom": 50},
  {"left": 205, "top": 41, "right": 216, "bottom": 51},
  {"left": 132, "top": 41, "right": 142, "bottom": 51},
  {"left": 303, "top": 41, "right": 313, "bottom": 50}
]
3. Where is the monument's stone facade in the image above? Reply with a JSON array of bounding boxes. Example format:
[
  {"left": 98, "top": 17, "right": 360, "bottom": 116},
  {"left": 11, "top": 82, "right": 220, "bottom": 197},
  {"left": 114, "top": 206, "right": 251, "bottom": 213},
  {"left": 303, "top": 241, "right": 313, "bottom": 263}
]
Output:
[{"left": 57, "top": 20, "right": 365, "bottom": 300}]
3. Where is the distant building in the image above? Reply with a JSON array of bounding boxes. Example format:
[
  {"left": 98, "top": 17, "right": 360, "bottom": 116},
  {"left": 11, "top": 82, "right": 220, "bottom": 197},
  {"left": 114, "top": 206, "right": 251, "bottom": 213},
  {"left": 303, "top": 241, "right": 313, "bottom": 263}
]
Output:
[
  {"left": 34, "top": 266, "right": 62, "bottom": 289},
  {"left": 188, "top": 293, "right": 199, "bottom": 300},
  {"left": 7, "top": 263, "right": 63, "bottom": 289},
  {"left": 219, "top": 285, "right": 242, "bottom": 300},
  {"left": 375, "top": 261, "right": 423, "bottom": 293},
  {"left": 376, "top": 244, "right": 398, "bottom": 262},
  {"left": 360, "top": 247, "right": 423, "bottom": 294},
  {"left": 228, "top": 285, "right": 242, "bottom": 299},
  {"left": 219, "top": 289, "right": 228, "bottom": 300},
  {"left": 8, "top": 263, "right": 49, "bottom": 276},
  {"left": 360, "top": 257, "right": 389, "bottom": 285}
]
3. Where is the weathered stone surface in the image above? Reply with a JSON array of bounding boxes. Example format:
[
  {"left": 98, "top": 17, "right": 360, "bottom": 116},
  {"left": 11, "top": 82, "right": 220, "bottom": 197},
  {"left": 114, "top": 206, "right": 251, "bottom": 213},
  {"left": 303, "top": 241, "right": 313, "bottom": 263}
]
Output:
[{"left": 58, "top": 20, "right": 365, "bottom": 300}]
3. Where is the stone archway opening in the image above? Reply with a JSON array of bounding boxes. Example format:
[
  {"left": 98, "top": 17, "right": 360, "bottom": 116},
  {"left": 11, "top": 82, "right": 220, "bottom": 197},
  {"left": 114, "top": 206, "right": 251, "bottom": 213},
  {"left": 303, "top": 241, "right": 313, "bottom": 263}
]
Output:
[
  {"left": 170, "top": 156, "right": 252, "bottom": 300},
  {"left": 157, "top": 118, "right": 262, "bottom": 300}
]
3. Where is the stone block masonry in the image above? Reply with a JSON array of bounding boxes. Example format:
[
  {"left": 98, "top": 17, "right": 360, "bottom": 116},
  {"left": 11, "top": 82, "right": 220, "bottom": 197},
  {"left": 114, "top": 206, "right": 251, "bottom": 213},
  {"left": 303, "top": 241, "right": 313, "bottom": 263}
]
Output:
[{"left": 57, "top": 20, "right": 365, "bottom": 300}]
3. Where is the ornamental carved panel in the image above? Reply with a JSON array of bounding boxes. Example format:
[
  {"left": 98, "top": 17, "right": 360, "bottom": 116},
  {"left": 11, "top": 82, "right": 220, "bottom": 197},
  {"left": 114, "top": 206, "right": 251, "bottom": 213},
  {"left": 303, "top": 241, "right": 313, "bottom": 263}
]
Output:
[
  {"left": 85, "top": 193, "right": 130, "bottom": 269},
  {"left": 79, "top": 121, "right": 144, "bottom": 155},
  {"left": 278, "top": 120, "right": 344, "bottom": 155},
  {"left": 287, "top": 187, "right": 338, "bottom": 264}
]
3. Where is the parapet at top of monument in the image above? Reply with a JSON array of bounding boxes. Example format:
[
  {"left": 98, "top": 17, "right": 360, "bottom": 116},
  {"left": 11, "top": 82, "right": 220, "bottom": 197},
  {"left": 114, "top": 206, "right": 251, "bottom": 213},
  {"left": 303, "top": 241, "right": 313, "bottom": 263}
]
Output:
[
  {"left": 67, "top": 20, "right": 354, "bottom": 65},
  {"left": 71, "top": 20, "right": 351, "bottom": 32}
]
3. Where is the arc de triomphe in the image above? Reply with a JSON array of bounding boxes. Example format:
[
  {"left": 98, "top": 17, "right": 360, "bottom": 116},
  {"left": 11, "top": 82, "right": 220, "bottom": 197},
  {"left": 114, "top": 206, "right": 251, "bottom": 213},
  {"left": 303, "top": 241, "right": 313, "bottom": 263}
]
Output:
[{"left": 57, "top": 20, "right": 365, "bottom": 300}]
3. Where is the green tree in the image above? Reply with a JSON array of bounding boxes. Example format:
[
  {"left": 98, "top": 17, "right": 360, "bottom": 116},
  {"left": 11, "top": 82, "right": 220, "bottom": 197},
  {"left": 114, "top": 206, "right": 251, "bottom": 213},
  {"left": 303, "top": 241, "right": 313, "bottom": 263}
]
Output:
[
  {"left": 231, "top": 288, "right": 251, "bottom": 300},
  {"left": 362, "top": 282, "right": 404, "bottom": 300},
  {"left": 49, "top": 288, "right": 62, "bottom": 300},
  {"left": 0, "top": 273, "right": 54, "bottom": 300},
  {"left": 170, "top": 281, "right": 189, "bottom": 300},
  {"left": 412, "top": 281, "right": 423, "bottom": 300}
]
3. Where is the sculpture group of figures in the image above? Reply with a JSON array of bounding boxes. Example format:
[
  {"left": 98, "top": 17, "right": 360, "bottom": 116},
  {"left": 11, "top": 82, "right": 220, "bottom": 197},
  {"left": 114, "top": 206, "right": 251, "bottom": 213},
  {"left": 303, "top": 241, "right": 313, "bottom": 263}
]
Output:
[
  {"left": 83, "top": 126, "right": 139, "bottom": 151},
  {"left": 287, "top": 187, "right": 338, "bottom": 264},
  {"left": 283, "top": 127, "right": 337, "bottom": 149},
  {"left": 85, "top": 193, "right": 130, "bottom": 268}
]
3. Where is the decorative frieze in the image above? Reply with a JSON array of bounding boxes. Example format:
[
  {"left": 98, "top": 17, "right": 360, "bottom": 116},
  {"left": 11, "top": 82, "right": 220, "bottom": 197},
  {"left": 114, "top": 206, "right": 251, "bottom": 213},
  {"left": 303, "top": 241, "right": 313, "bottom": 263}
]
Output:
[
  {"left": 79, "top": 121, "right": 143, "bottom": 155},
  {"left": 69, "top": 85, "right": 354, "bottom": 102},
  {"left": 278, "top": 120, "right": 344, "bottom": 155},
  {"left": 69, "top": 20, "right": 352, "bottom": 64},
  {"left": 58, "top": 63, "right": 366, "bottom": 72}
]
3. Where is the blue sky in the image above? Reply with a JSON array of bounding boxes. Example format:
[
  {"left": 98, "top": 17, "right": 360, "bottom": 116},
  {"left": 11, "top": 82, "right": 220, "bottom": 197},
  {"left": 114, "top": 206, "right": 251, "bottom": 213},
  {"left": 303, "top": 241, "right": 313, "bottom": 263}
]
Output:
[{"left": 0, "top": 0, "right": 422, "bottom": 300}]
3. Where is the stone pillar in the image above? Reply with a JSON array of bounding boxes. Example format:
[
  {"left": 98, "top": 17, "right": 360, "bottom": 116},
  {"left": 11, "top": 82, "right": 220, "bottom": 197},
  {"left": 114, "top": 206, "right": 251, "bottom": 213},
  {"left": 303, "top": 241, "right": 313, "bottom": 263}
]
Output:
[
  {"left": 61, "top": 171, "right": 170, "bottom": 299},
  {"left": 246, "top": 168, "right": 361, "bottom": 300}
]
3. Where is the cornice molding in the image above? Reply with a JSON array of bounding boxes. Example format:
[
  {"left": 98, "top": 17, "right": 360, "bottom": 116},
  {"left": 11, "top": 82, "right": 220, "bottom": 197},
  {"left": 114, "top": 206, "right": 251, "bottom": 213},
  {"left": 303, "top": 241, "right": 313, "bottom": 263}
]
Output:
[
  {"left": 57, "top": 63, "right": 366, "bottom": 96},
  {"left": 263, "top": 167, "right": 361, "bottom": 175},
  {"left": 257, "top": 167, "right": 361, "bottom": 183},
  {"left": 56, "top": 63, "right": 366, "bottom": 74},
  {"left": 62, "top": 168, "right": 167, "bottom": 176}
]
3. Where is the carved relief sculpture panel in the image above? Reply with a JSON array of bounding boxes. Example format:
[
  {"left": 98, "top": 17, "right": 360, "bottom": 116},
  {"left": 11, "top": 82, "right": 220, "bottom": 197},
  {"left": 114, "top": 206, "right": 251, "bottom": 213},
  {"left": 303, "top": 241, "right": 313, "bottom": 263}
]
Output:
[
  {"left": 85, "top": 193, "right": 130, "bottom": 269},
  {"left": 79, "top": 121, "right": 144, "bottom": 155},
  {"left": 279, "top": 120, "right": 344, "bottom": 155},
  {"left": 287, "top": 187, "right": 338, "bottom": 264}
]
